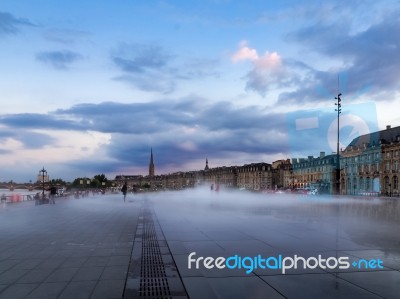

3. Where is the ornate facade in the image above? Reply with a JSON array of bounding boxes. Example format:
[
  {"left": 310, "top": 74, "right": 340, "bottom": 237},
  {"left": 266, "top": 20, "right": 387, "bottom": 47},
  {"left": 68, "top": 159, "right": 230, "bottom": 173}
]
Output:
[
  {"left": 292, "top": 152, "right": 336, "bottom": 193},
  {"left": 236, "top": 163, "right": 272, "bottom": 190},
  {"left": 340, "top": 125, "right": 400, "bottom": 196}
]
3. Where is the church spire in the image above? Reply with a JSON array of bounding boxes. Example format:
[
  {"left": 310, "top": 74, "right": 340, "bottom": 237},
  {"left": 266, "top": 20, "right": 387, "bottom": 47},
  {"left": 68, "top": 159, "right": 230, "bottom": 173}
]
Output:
[
  {"left": 149, "top": 148, "right": 155, "bottom": 176},
  {"left": 204, "top": 158, "right": 209, "bottom": 170}
]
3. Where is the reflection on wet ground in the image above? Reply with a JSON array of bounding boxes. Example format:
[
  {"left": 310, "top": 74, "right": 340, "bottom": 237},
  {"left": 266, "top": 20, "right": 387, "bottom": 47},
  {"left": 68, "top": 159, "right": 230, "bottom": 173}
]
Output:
[
  {"left": 0, "top": 189, "right": 398, "bottom": 298},
  {"left": 148, "top": 188, "right": 400, "bottom": 299}
]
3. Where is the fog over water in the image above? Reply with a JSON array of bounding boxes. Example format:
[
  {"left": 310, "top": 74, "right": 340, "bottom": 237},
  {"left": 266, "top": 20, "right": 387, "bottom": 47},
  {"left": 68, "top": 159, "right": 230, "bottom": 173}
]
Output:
[
  {"left": 141, "top": 187, "right": 400, "bottom": 257},
  {"left": 2, "top": 187, "right": 399, "bottom": 259}
]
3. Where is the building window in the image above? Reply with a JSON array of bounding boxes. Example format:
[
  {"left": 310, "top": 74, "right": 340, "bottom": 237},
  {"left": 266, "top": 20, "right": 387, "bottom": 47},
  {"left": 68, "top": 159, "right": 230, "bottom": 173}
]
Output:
[{"left": 394, "top": 176, "right": 399, "bottom": 190}]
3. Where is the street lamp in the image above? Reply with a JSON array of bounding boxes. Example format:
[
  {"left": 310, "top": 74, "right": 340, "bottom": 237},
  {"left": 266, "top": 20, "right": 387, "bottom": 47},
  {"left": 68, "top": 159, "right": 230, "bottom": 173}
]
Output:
[
  {"left": 39, "top": 167, "right": 47, "bottom": 197},
  {"left": 335, "top": 92, "right": 342, "bottom": 194}
]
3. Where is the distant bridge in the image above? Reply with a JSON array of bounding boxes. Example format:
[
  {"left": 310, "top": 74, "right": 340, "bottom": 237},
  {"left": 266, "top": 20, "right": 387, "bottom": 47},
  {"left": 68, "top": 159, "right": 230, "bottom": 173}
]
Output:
[{"left": 0, "top": 183, "right": 48, "bottom": 191}]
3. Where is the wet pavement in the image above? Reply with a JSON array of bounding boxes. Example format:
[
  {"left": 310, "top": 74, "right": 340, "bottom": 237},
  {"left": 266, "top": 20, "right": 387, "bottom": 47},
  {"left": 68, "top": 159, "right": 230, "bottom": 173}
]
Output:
[
  {"left": 0, "top": 189, "right": 399, "bottom": 298},
  {"left": 0, "top": 195, "right": 139, "bottom": 299}
]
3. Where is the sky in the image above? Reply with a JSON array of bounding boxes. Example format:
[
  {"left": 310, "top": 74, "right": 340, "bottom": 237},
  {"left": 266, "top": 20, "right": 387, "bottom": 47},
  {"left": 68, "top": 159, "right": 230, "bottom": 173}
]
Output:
[{"left": 1, "top": 0, "right": 400, "bottom": 182}]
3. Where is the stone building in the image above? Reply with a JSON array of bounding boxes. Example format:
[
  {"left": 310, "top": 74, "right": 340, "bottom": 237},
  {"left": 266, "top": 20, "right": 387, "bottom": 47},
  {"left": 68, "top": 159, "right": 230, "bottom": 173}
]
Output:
[
  {"left": 292, "top": 152, "right": 337, "bottom": 193},
  {"left": 271, "top": 159, "right": 292, "bottom": 189},
  {"left": 236, "top": 163, "right": 273, "bottom": 190},
  {"left": 205, "top": 166, "right": 238, "bottom": 188},
  {"left": 340, "top": 125, "right": 400, "bottom": 196}
]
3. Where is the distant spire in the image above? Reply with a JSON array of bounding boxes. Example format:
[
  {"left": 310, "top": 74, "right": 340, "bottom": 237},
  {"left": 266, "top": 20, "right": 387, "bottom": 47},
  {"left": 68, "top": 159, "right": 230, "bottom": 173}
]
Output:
[
  {"left": 149, "top": 148, "right": 155, "bottom": 176},
  {"left": 204, "top": 158, "right": 209, "bottom": 170}
]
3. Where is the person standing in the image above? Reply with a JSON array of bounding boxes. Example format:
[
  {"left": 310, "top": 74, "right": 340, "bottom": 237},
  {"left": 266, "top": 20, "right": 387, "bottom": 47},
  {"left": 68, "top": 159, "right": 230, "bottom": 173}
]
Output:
[
  {"left": 121, "top": 182, "right": 128, "bottom": 202},
  {"left": 1, "top": 194, "right": 6, "bottom": 209},
  {"left": 49, "top": 186, "right": 57, "bottom": 204}
]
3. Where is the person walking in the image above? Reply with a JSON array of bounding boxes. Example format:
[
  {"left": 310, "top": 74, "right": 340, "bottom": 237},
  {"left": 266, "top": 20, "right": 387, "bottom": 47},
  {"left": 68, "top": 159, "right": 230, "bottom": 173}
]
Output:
[{"left": 121, "top": 182, "right": 128, "bottom": 202}]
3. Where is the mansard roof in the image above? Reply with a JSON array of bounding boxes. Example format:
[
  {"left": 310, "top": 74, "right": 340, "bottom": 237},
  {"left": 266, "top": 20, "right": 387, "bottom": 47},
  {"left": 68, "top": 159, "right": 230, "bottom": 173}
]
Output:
[{"left": 347, "top": 125, "right": 400, "bottom": 148}]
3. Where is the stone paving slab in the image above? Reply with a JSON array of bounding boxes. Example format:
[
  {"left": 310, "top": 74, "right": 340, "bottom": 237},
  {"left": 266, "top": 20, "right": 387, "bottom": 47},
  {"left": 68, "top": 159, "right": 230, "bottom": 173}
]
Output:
[{"left": 0, "top": 194, "right": 140, "bottom": 298}]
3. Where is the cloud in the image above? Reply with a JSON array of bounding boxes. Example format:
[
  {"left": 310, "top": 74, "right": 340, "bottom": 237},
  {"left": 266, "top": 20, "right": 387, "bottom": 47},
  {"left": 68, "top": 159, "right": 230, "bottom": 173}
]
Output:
[
  {"left": 0, "top": 11, "right": 34, "bottom": 35},
  {"left": 112, "top": 43, "right": 220, "bottom": 93},
  {"left": 114, "top": 74, "right": 175, "bottom": 94},
  {"left": 111, "top": 43, "right": 174, "bottom": 93},
  {"left": 0, "top": 113, "right": 87, "bottom": 130},
  {"left": 231, "top": 41, "right": 285, "bottom": 96},
  {"left": 280, "top": 8, "right": 400, "bottom": 104},
  {"left": 232, "top": 41, "right": 259, "bottom": 62},
  {"left": 0, "top": 95, "right": 338, "bottom": 179},
  {"left": 112, "top": 43, "right": 171, "bottom": 73},
  {"left": 36, "top": 50, "right": 83, "bottom": 70},
  {"left": 43, "top": 28, "right": 91, "bottom": 44},
  {"left": 0, "top": 96, "right": 346, "bottom": 179}
]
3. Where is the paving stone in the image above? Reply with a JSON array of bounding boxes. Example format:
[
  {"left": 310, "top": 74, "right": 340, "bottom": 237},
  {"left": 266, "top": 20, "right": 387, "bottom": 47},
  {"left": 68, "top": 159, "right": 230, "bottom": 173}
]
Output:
[
  {"left": 60, "top": 257, "right": 89, "bottom": 268},
  {"left": 72, "top": 267, "right": 104, "bottom": 281},
  {"left": 58, "top": 281, "right": 97, "bottom": 299},
  {"left": 45, "top": 267, "right": 79, "bottom": 282},
  {"left": 83, "top": 256, "right": 110, "bottom": 267},
  {"left": 17, "top": 268, "right": 54, "bottom": 283},
  {"left": 100, "top": 266, "right": 127, "bottom": 280},
  {"left": 0, "top": 259, "right": 21, "bottom": 272},
  {"left": 90, "top": 279, "right": 125, "bottom": 299},
  {"left": 0, "top": 283, "right": 38, "bottom": 299},
  {"left": 0, "top": 269, "right": 28, "bottom": 284},
  {"left": 25, "top": 282, "right": 67, "bottom": 299},
  {"left": 12, "top": 259, "right": 44, "bottom": 270}
]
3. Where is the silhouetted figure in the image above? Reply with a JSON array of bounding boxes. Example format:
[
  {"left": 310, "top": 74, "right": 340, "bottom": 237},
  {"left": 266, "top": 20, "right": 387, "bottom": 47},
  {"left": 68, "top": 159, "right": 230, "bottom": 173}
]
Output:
[
  {"left": 49, "top": 186, "right": 57, "bottom": 204},
  {"left": 121, "top": 182, "right": 128, "bottom": 202},
  {"left": 1, "top": 194, "right": 6, "bottom": 209}
]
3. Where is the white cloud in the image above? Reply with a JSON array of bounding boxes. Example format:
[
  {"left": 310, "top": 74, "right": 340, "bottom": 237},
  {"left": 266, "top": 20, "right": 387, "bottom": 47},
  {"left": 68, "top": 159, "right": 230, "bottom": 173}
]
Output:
[
  {"left": 231, "top": 41, "right": 259, "bottom": 62},
  {"left": 0, "top": 130, "right": 111, "bottom": 167},
  {"left": 231, "top": 41, "right": 285, "bottom": 96}
]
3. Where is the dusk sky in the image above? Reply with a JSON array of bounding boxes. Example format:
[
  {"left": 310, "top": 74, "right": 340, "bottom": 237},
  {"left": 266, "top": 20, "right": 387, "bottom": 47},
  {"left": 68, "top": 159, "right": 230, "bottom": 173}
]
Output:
[{"left": 1, "top": 0, "right": 400, "bottom": 182}]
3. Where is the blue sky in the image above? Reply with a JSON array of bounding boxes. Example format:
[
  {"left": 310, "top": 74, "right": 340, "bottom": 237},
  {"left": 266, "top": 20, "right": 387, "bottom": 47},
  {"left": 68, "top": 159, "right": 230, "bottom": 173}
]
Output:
[{"left": 0, "top": 0, "right": 399, "bottom": 182}]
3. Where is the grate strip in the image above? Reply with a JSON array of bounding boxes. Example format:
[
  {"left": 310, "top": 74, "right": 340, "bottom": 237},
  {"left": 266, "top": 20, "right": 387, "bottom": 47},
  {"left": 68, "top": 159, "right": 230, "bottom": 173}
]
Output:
[
  {"left": 124, "top": 204, "right": 188, "bottom": 299},
  {"left": 139, "top": 208, "right": 172, "bottom": 299}
]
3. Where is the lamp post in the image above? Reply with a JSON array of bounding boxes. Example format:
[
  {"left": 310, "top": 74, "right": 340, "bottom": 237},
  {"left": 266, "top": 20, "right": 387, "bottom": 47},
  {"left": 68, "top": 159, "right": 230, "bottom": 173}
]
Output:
[
  {"left": 335, "top": 92, "right": 342, "bottom": 195},
  {"left": 39, "top": 167, "right": 47, "bottom": 197}
]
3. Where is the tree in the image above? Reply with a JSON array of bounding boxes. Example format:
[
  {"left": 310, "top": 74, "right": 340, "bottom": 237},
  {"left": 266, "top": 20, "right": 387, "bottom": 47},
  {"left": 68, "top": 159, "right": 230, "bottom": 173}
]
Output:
[
  {"left": 70, "top": 174, "right": 111, "bottom": 189},
  {"left": 50, "top": 178, "right": 66, "bottom": 185},
  {"left": 93, "top": 174, "right": 111, "bottom": 188}
]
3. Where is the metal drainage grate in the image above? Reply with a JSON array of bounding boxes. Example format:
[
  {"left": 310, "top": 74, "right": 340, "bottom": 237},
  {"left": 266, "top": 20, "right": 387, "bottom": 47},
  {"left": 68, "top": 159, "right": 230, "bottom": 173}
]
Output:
[
  {"left": 139, "top": 210, "right": 172, "bottom": 299},
  {"left": 124, "top": 206, "right": 188, "bottom": 299}
]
